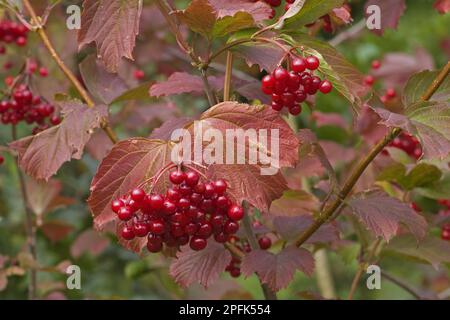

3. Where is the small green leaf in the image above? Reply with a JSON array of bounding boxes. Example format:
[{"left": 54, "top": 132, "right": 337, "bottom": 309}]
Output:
[
  {"left": 283, "top": 0, "right": 345, "bottom": 29},
  {"left": 416, "top": 173, "right": 450, "bottom": 199},
  {"left": 212, "top": 12, "right": 255, "bottom": 38},
  {"left": 377, "top": 163, "right": 442, "bottom": 190},
  {"left": 403, "top": 69, "right": 450, "bottom": 106},
  {"left": 112, "top": 81, "right": 154, "bottom": 103}
]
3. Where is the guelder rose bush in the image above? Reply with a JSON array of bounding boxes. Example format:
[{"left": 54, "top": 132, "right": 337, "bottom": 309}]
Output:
[{"left": 0, "top": 0, "right": 449, "bottom": 300}]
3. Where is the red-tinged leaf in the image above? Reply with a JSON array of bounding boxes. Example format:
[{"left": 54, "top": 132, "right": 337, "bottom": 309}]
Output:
[
  {"left": 149, "top": 117, "right": 195, "bottom": 141},
  {"left": 70, "top": 230, "right": 109, "bottom": 259},
  {"left": 88, "top": 138, "right": 173, "bottom": 233},
  {"left": 208, "top": 164, "right": 287, "bottom": 212},
  {"left": 9, "top": 102, "right": 108, "bottom": 181},
  {"left": 41, "top": 221, "right": 74, "bottom": 243},
  {"left": 124, "top": 102, "right": 178, "bottom": 130},
  {"left": 269, "top": 190, "right": 319, "bottom": 216},
  {"left": 312, "top": 111, "right": 348, "bottom": 129},
  {"left": 241, "top": 246, "right": 314, "bottom": 291},
  {"left": 79, "top": 54, "right": 128, "bottom": 104},
  {"left": 371, "top": 49, "right": 435, "bottom": 88},
  {"left": 174, "top": 0, "right": 216, "bottom": 39},
  {"left": 434, "top": 0, "right": 450, "bottom": 14},
  {"left": 235, "top": 43, "right": 284, "bottom": 72},
  {"left": 364, "top": 0, "right": 406, "bottom": 36},
  {"left": 273, "top": 215, "right": 339, "bottom": 243},
  {"left": 149, "top": 72, "right": 223, "bottom": 97},
  {"left": 344, "top": 190, "right": 427, "bottom": 242},
  {"left": 169, "top": 241, "right": 231, "bottom": 288},
  {"left": 85, "top": 131, "right": 114, "bottom": 162},
  {"left": 209, "top": 0, "right": 272, "bottom": 22},
  {"left": 403, "top": 69, "right": 450, "bottom": 106},
  {"left": 235, "top": 80, "right": 271, "bottom": 104},
  {"left": 331, "top": 6, "right": 352, "bottom": 24},
  {"left": 374, "top": 101, "right": 450, "bottom": 159},
  {"left": 25, "top": 178, "right": 62, "bottom": 219},
  {"left": 385, "top": 234, "right": 450, "bottom": 269},
  {"left": 78, "top": 0, "right": 142, "bottom": 72}
]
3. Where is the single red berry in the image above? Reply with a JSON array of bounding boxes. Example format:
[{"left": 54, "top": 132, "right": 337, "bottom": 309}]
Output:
[
  {"left": 216, "top": 195, "right": 229, "bottom": 208},
  {"left": 262, "top": 75, "right": 275, "bottom": 90},
  {"left": 50, "top": 115, "right": 62, "bottom": 125},
  {"left": 291, "top": 57, "right": 307, "bottom": 73},
  {"left": 295, "top": 90, "right": 307, "bottom": 103},
  {"left": 305, "top": 56, "right": 320, "bottom": 70},
  {"left": 224, "top": 220, "right": 239, "bottom": 234},
  {"left": 228, "top": 205, "right": 244, "bottom": 221},
  {"left": 134, "top": 69, "right": 145, "bottom": 80},
  {"left": 282, "top": 92, "right": 296, "bottom": 107},
  {"left": 203, "top": 182, "right": 215, "bottom": 199},
  {"left": 273, "top": 66, "right": 289, "bottom": 85},
  {"left": 185, "top": 170, "right": 200, "bottom": 186},
  {"left": 39, "top": 67, "right": 48, "bottom": 77},
  {"left": 230, "top": 267, "right": 241, "bottom": 278},
  {"left": 386, "top": 88, "right": 396, "bottom": 98},
  {"left": 149, "top": 194, "right": 164, "bottom": 210},
  {"left": 133, "top": 222, "right": 149, "bottom": 237},
  {"left": 193, "top": 182, "right": 206, "bottom": 194},
  {"left": 214, "top": 232, "right": 228, "bottom": 243},
  {"left": 149, "top": 220, "right": 165, "bottom": 235},
  {"left": 371, "top": 60, "right": 381, "bottom": 69},
  {"left": 147, "top": 240, "right": 162, "bottom": 253},
  {"left": 289, "top": 105, "right": 302, "bottom": 116},
  {"left": 15, "top": 36, "right": 27, "bottom": 46},
  {"left": 271, "top": 101, "right": 283, "bottom": 111},
  {"left": 131, "top": 188, "right": 146, "bottom": 202},
  {"left": 111, "top": 199, "right": 124, "bottom": 213},
  {"left": 214, "top": 179, "right": 227, "bottom": 194},
  {"left": 163, "top": 200, "right": 177, "bottom": 215},
  {"left": 197, "top": 222, "right": 213, "bottom": 238},
  {"left": 0, "top": 155, "right": 4, "bottom": 165},
  {"left": 258, "top": 236, "right": 272, "bottom": 250},
  {"left": 441, "top": 229, "right": 450, "bottom": 241},
  {"left": 287, "top": 72, "right": 300, "bottom": 91},
  {"left": 184, "top": 222, "right": 198, "bottom": 236},
  {"left": 169, "top": 170, "right": 186, "bottom": 185},
  {"left": 117, "top": 206, "right": 133, "bottom": 221},
  {"left": 121, "top": 225, "right": 135, "bottom": 240},
  {"left": 319, "top": 80, "right": 333, "bottom": 94},
  {"left": 364, "top": 75, "right": 375, "bottom": 86},
  {"left": 190, "top": 236, "right": 207, "bottom": 251}
]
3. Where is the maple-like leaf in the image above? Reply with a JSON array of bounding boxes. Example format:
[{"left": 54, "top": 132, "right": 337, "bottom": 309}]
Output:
[
  {"left": 344, "top": 190, "right": 427, "bottom": 242},
  {"left": 273, "top": 215, "right": 339, "bottom": 244},
  {"left": 385, "top": 234, "right": 450, "bottom": 269},
  {"left": 78, "top": 0, "right": 142, "bottom": 72},
  {"left": 403, "top": 69, "right": 450, "bottom": 106},
  {"left": 149, "top": 72, "right": 223, "bottom": 97},
  {"left": 241, "top": 246, "right": 314, "bottom": 291},
  {"left": 364, "top": 0, "right": 406, "bottom": 36},
  {"left": 209, "top": 0, "right": 272, "bottom": 22},
  {"left": 169, "top": 241, "right": 231, "bottom": 288},
  {"left": 9, "top": 102, "right": 108, "bottom": 181},
  {"left": 235, "top": 43, "right": 284, "bottom": 73},
  {"left": 88, "top": 138, "right": 173, "bottom": 234}
]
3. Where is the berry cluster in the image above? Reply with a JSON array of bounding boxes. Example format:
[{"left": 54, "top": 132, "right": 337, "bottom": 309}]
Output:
[
  {"left": 363, "top": 59, "right": 398, "bottom": 103},
  {"left": 0, "top": 20, "right": 28, "bottom": 52},
  {"left": 387, "top": 132, "right": 422, "bottom": 159},
  {"left": 0, "top": 85, "right": 61, "bottom": 134},
  {"left": 261, "top": 56, "right": 332, "bottom": 115},
  {"left": 111, "top": 169, "right": 245, "bottom": 253}
]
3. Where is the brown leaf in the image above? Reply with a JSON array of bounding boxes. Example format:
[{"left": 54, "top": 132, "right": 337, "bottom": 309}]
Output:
[
  {"left": 209, "top": 0, "right": 272, "bottom": 22},
  {"left": 78, "top": 0, "right": 142, "bottom": 72},
  {"left": 241, "top": 246, "right": 314, "bottom": 291},
  {"left": 9, "top": 102, "right": 108, "bottom": 181},
  {"left": 25, "top": 178, "right": 62, "bottom": 219},
  {"left": 169, "top": 241, "right": 231, "bottom": 288},
  {"left": 345, "top": 190, "right": 427, "bottom": 242},
  {"left": 174, "top": 0, "right": 217, "bottom": 39}
]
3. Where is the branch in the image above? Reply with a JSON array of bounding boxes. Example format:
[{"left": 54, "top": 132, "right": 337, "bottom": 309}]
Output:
[
  {"left": 21, "top": 0, "right": 118, "bottom": 144},
  {"left": 329, "top": 20, "right": 366, "bottom": 47},
  {"left": 242, "top": 203, "right": 278, "bottom": 300},
  {"left": 421, "top": 61, "right": 450, "bottom": 101},
  {"left": 380, "top": 270, "right": 424, "bottom": 300},
  {"left": 12, "top": 125, "right": 36, "bottom": 299},
  {"left": 223, "top": 51, "right": 233, "bottom": 101}
]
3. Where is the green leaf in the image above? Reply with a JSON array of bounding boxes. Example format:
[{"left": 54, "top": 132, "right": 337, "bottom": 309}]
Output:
[
  {"left": 384, "top": 147, "right": 414, "bottom": 165},
  {"left": 377, "top": 163, "right": 442, "bottom": 190},
  {"left": 283, "top": 0, "right": 345, "bottom": 29},
  {"left": 272, "top": 0, "right": 307, "bottom": 29},
  {"left": 112, "top": 81, "right": 154, "bottom": 103},
  {"left": 416, "top": 173, "right": 450, "bottom": 199},
  {"left": 403, "top": 69, "right": 450, "bottom": 106},
  {"left": 282, "top": 33, "right": 368, "bottom": 108},
  {"left": 212, "top": 12, "right": 255, "bottom": 38}
]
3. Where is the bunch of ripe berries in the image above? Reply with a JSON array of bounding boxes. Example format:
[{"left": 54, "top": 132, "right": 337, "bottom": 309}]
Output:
[
  {"left": 111, "top": 167, "right": 246, "bottom": 253},
  {"left": 0, "top": 84, "right": 61, "bottom": 134},
  {"left": 261, "top": 55, "right": 333, "bottom": 116},
  {"left": 385, "top": 132, "right": 423, "bottom": 160},
  {"left": 0, "top": 20, "right": 28, "bottom": 51}
]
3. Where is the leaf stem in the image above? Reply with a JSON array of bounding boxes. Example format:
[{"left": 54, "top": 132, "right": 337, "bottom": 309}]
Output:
[
  {"left": 242, "top": 203, "right": 278, "bottom": 300},
  {"left": 380, "top": 270, "right": 423, "bottom": 300},
  {"left": 347, "top": 238, "right": 382, "bottom": 300},
  {"left": 12, "top": 125, "right": 37, "bottom": 299},
  {"left": 21, "top": 0, "right": 118, "bottom": 144},
  {"left": 223, "top": 51, "right": 234, "bottom": 101}
]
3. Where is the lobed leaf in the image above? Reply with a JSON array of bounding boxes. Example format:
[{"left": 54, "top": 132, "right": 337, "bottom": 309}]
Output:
[
  {"left": 273, "top": 215, "right": 339, "bottom": 243},
  {"left": 364, "top": 0, "right": 406, "bottom": 36},
  {"left": 403, "top": 69, "right": 450, "bottom": 106}
]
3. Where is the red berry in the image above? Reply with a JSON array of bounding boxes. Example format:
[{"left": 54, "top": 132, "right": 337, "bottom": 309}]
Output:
[
  {"left": 149, "top": 194, "right": 164, "bottom": 210},
  {"left": 319, "top": 80, "right": 333, "bottom": 94},
  {"left": 262, "top": 75, "right": 275, "bottom": 90},
  {"left": 163, "top": 200, "right": 177, "bottom": 215},
  {"left": 214, "top": 232, "right": 228, "bottom": 243},
  {"left": 15, "top": 36, "right": 27, "bottom": 46},
  {"left": 266, "top": 0, "right": 281, "bottom": 7},
  {"left": 0, "top": 155, "right": 4, "bottom": 165},
  {"left": 50, "top": 115, "right": 62, "bottom": 125},
  {"left": 134, "top": 69, "right": 145, "bottom": 80},
  {"left": 224, "top": 220, "right": 239, "bottom": 234},
  {"left": 271, "top": 101, "right": 283, "bottom": 111},
  {"left": 305, "top": 56, "right": 320, "bottom": 70},
  {"left": 289, "top": 105, "right": 302, "bottom": 116},
  {"left": 292, "top": 58, "right": 307, "bottom": 73},
  {"left": 117, "top": 207, "right": 133, "bottom": 221},
  {"left": 133, "top": 222, "right": 149, "bottom": 237},
  {"left": 364, "top": 75, "right": 375, "bottom": 86},
  {"left": 441, "top": 229, "right": 450, "bottom": 241},
  {"left": 147, "top": 240, "right": 162, "bottom": 253},
  {"left": 273, "top": 66, "right": 289, "bottom": 86},
  {"left": 295, "top": 90, "right": 307, "bottom": 103},
  {"left": 131, "top": 188, "right": 146, "bottom": 202},
  {"left": 371, "top": 60, "right": 381, "bottom": 69},
  {"left": 287, "top": 72, "right": 300, "bottom": 91},
  {"left": 111, "top": 199, "right": 124, "bottom": 213},
  {"left": 386, "top": 88, "right": 396, "bottom": 98},
  {"left": 185, "top": 171, "right": 200, "bottom": 186},
  {"left": 169, "top": 170, "right": 186, "bottom": 184},
  {"left": 230, "top": 267, "right": 241, "bottom": 278},
  {"left": 258, "top": 236, "right": 272, "bottom": 250},
  {"left": 228, "top": 205, "right": 244, "bottom": 221},
  {"left": 197, "top": 222, "right": 213, "bottom": 238},
  {"left": 190, "top": 236, "right": 207, "bottom": 251},
  {"left": 149, "top": 220, "right": 165, "bottom": 235},
  {"left": 214, "top": 179, "right": 227, "bottom": 194},
  {"left": 39, "top": 67, "right": 48, "bottom": 77},
  {"left": 121, "top": 225, "right": 135, "bottom": 240}
]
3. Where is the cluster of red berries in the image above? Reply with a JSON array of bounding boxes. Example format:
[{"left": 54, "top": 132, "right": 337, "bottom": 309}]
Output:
[
  {"left": 225, "top": 234, "right": 272, "bottom": 278},
  {"left": 261, "top": 56, "right": 332, "bottom": 115},
  {"left": 386, "top": 132, "right": 422, "bottom": 159},
  {"left": 0, "top": 85, "right": 61, "bottom": 134},
  {"left": 111, "top": 169, "right": 245, "bottom": 253},
  {"left": 363, "top": 60, "right": 398, "bottom": 103},
  {"left": 438, "top": 200, "right": 450, "bottom": 241},
  {"left": 0, "top": 20, "right": 28, "bottom": 52}
]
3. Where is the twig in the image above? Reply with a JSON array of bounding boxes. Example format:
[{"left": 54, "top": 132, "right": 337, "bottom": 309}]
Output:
[
  {"left": 314, "top": 248, "right": 337, "bottom": 299},
  {"left": 12, "top": 125, "right": 36, "bottom": 299},
  {"left": 200, "top": 69, "right": 217, "bottom": 106},
  {"left": 242, "top": 203, "right": 278, "bottom": 300},
  {"left": 223, "top": 51, "right": 233, "bottom": 101},
  {"left": 21, "top": 0, "right": 118, "bottom": 144},
  {"left": 380, "top": 270, "right": 423, "bottom": 300},
  {"left": 329, "top": 20, "right": 366, "bottom": 47},
  {"left": 348, "top": 238, "right": 382, "bottom": 300},
  {"left": 421, "top": 61, "right": 450, "bottom": 101}
]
